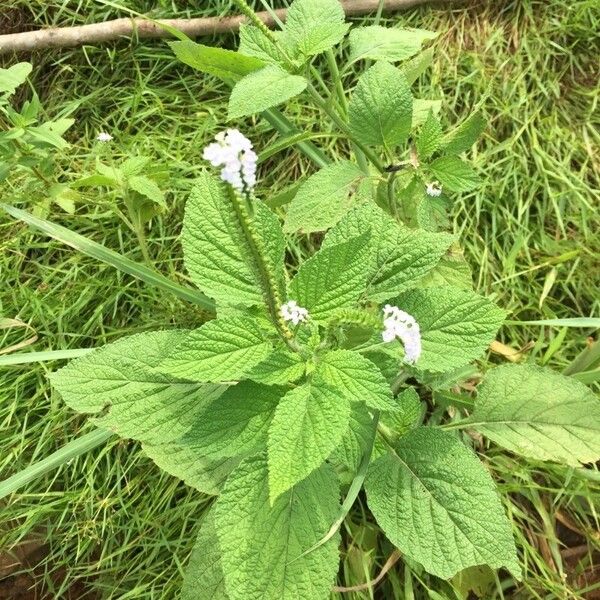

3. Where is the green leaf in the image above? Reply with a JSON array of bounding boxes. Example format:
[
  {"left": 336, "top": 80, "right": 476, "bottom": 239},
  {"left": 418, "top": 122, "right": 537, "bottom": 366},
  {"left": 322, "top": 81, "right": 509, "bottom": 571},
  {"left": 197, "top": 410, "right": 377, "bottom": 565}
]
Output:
[
  {"left": 158, "top": 317, "right": 271, "bottom": 382},
  {"left": 442, "top": 111, "right": 486, "bottom": 155},
  {"left": 0, "top": 62, "right": 32, "bottom": 95},
  {"left": 238, "top": 24, "right": 288, "bottom": 66},
  {"left": 416, "top": 110, "right": 443, "bottom": 159},
  {"left": 50, "top": 331, "right": 223, "bottom": 443},
  {"left": 392, "top": 286, "right": 506, "bottom": 372},
  {"left": 228, "top": 65, "right": 307, "bottom": 119},
  {"left": 247, "top": 346, "right": 305, "bottom": 385},
  {"left": 330, "top": 403, "right": 374, "bottom": 475},
  {"left": 26, "top": 118, "right": 74, "bottom": 149},
  {"left": 380, "top": 387, "right": 423, "bottom": 440},
  {"left": 128, "top": 175, "right": 166, "bottom": 208},
  {"left": 316, "top": 350, "right": 397, "bottom": 411},
  {"left": 268, "top": 382, "right": 351, "bottom": 502},
  {"left": 182, "top": 172, "right": 283, "bottom": 307},
  {"left": 349, "top": 61, "right": 412, "bottom": 148},
  {"left": 365, "top": 427, "right": 520, "bottom": 579},
  {"left": 143, "top": 442, "right": 238, "bottom": 496},
  {"left": 284, "top": 161, "right": 365, "bottom": 233},
  {"left": 289, "top": 233, "right": 370, "bottom": 321},
  {"left": 282, "top": 0, "right": 350, "bottom": 58},
  {"left": 419, "top": 254, "right": 473, "bottom": 289},
  {"left": 215, "top": 454, "right": 340, "bottom": 600},
  {"left": 349, "top": 26, "right": 437, "bottom": 63},
  {"left": 402, "top": 47, "right": 434, "bottom": 85},
  {"left": 430, "top": 155, "right": 481, "bottom": 192},
  {"left": 182, "top": 510, "right": 229, "bottom": 600},
  {"left": 323, "top": 203, "right": 454, "bottom": 302},
  {"left": 120, "top": 155, "right": 151, "bottom": 177},
  {"left": 468, "top": 364, "right": 600, "bottom": 466},
  {"left": 169, "top": 40, "right": 263, "bottom": 80},
  {"left": 413, "top": 99, "right": 441, "bottom": 127}
]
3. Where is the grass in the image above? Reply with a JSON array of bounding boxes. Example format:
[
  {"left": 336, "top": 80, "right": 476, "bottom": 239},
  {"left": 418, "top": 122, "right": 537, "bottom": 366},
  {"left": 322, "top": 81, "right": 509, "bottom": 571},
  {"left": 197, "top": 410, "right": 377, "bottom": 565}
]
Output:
[{"left": 1, "top": 0, "right": 599, "bottom": 598}]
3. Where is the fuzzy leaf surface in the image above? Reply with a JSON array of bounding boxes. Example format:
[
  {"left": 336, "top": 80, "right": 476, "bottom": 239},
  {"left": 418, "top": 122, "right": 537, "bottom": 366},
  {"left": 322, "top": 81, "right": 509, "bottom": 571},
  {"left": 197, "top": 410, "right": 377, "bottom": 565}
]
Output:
[
  {"left": 349, "top": 61, "right": 412, "bottom": 148},
  {"left": 50, "top": 331, "right": 223, "bottom": 444},
  {"left": 215, "top": 454, "right": 340, "bottom": 600},
  {"left": 247, "top": 346, "right": 305, "bottom": 385},
  {"left": 413, "top": 99, "right": 441, "bottom": 127},
  {"left": 349, "top": 26, "right": 437, "bottom": 63},
  {"left": 365, "top": 427, "right": 520, "bottom": 579},
  {"left": 416, "top": 110, "right": 443, "bottom": 159},
  {"left": 228, "top": 65, "right": 307, "bottom": 118},
  {"left": 158, "top": 317, "right": 271, "bottom": 382},
  {"left": 268, "top": 382, "right": 351, "bottom": 502},
  {"left": 330, "top": 403, "right": 374, "bottom": 474},
  {"left": 430, "top": 155, "right": 481, "bottom": 192},
  {"left": 469, "top": 364, "right": 600, "bottom": 466},
  {"left": 442, "top": 111, "right": 486, "bottom": 155},
  {"left": 238, "top": 24, "right": 289, "bottom": 65},
  {"left": 284, "top": 161, "right": 365, "bottom": 233}
]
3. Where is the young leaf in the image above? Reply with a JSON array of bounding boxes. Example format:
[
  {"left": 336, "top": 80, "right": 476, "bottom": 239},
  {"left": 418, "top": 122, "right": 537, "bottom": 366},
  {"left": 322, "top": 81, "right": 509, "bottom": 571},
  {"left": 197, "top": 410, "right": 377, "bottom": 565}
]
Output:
[
  {"left": 365, "top": 427, "right": 520, "bottom": 579},
  {"left": 182, "top": 510, "right": 228, "bottom": 600},
  {"left": 282, "top": 0, "right": 350, "bottom": 59},
  {"left": 348, "top": 26, "right": 437, "bottom": 63},
  {"left": 50, "top": 331, "right": 224, "bottom": 444},
  {"left": 316, "top": 350, "right": 398, "bottom": 411},
  {"left": 429, "top": 155, "right": 481, "bottom": 192},
  {"left": 416, "top": 110, "right": 443, "bottom": 159},
  {"left": 289, "top": 232, "right": 370, "bottom": 321},
  {"left": 323, "top": 203, "right": 454, "bottom": 302},
  {"left": 349, "top": 61, "right": 412, "bottom": 148},
  {"left": 284, "top": 161, "right": 365, "bottom": 233},
  {"left": 442, "top": 111, "right": 487, "bottom": 155},
  {"left": 413, "top": 99, "right": 441, "bottom": 127},
  {"left": 128, "top": 175, "right": 166, "bottom": 208},
  {"left": 228, "top": 65, "right": 307, "bottom": 119},
  {"left": 268, "top": 382, "right": 351, "bottom": 502},
  {"left": 247, "top": 346, "right": 305, "bottom": 385},
  {"left": 468, "top": 364, "right": 600, "bottom": 466},
  {"left": 330, "top": 403, "right": 374, "bottom": 474},
  {"left": 158, "top": 317, "right": 272, "bottom": 382},
  {"left": 391, "top": 286, "right": 506, "bottom": 372},
  {"left": 215, "top": 454, "right": 340, "bottom": 600},
  {"left": 238, "top": 24, "right": 288, "bottom": 66},
  {"left": 0, "top": 62, "right": 32, "bottom": 95},
  {"left": 169, "top": 40, "right": 263, "bottom": 80},
  {"left": 182, "top": 172, "right": 284, "bottom": 307},
  {"left": 380, "top": 387, "right": 423, "bottom": 440}
]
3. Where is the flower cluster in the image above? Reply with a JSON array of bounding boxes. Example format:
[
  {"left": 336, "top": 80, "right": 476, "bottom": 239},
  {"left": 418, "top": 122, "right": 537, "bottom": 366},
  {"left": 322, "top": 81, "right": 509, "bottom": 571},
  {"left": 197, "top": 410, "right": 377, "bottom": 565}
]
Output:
[
  {"left": 280, "top": 300, "right": 309, "bottom": 326},
  {"left": 96, "top": 132, "right": 113, "bottom": 142},
  {"left": 203, "top": 129, "right": 257, "bottom": 191},
  {"left": 382, "top": 305, "right": 422, "bottom": 365},
  {"left": 426, "top": 181, "right": 442, "bottom": 197}
]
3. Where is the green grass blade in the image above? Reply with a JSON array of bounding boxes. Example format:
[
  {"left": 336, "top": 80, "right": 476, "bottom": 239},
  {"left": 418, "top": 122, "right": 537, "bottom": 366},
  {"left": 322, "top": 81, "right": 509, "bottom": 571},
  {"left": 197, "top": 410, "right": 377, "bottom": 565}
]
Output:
[
  {"left": 1, "top": 204, "right": 215, "bottom": 311},
  {"left": 506, "top": 318, "right": 600, "bottom": 328},
  {"left": 0, "top": 428, "right": 113, "bottom": 500},
  {"left": 0, "top": 349, "right": 93, "bottom": 366}
]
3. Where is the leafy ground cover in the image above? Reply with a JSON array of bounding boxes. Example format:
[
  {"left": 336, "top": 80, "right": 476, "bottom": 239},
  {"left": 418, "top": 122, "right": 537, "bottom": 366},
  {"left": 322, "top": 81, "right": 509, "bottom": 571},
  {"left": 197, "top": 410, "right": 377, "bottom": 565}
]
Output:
[{"left": 1, "top": 0, "right": 599, "bottom": 598}]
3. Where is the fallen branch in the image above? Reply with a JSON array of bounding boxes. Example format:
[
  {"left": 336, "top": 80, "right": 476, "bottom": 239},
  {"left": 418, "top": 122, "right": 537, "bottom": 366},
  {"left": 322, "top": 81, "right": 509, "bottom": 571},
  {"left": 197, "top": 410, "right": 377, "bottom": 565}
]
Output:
[{"left": 0, "top": 0, "right": 450, "bottom": 55}]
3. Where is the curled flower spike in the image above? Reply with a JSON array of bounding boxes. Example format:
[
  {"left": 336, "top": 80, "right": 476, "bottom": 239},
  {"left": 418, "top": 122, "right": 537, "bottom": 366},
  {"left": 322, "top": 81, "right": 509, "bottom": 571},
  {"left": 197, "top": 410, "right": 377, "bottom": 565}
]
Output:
[
  {"left": 382, "top": 305, "right": 422, "bottom": 365},
  {"left": 203, "top": 129, "right": 257, "bottom": 192},
  {"left": 426, "top": 181, "right": 442, "bottom": 197},
  {"left": 96, "top": 132, "right": 113, "bottom": 142},
  {"left": 280, "top": 300, "right": 309, "bottom": 326}
]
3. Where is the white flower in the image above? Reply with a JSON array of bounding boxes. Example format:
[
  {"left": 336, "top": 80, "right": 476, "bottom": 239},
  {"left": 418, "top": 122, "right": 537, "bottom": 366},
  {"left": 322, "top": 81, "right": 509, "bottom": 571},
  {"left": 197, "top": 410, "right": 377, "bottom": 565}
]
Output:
[
  {"left": 426, "top": 181, "right": 442, "bottom": 197},
  {"left": 280, "top": 300, "right": 309, "bottom": 326},
  {"left": 202, "top": 129, "right": 257, "bottom": 191},
  {"left": 96, "top": 132, "right": 113, "bottom": 142},
  {"left": 381, "top": 305, "right": 422, "bottom": 365}
]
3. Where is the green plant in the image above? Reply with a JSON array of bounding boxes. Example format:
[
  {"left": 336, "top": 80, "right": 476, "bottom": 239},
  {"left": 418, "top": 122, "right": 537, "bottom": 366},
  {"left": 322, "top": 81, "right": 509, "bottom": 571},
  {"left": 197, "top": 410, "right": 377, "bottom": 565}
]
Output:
[{"left": 10, "top": 0, "right": 600, "bottom": 598}]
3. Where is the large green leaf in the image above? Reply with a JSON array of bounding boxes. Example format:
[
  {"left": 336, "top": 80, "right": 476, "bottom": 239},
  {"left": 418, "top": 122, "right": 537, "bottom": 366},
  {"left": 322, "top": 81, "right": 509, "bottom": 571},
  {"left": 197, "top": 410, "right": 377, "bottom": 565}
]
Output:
[
  {"left": 430, "top": 155, "right": 481, "bottom": 192},
  {"left": 268, "top": 382, "right": 351, "bottom": 502},
  {"left": 247, "top": 346, "right": 305, "bottom": 385},
  {"left": 169, "top": 41, "right": 263, "bottom": 80},
  {"left": 442, "top": 111, "right": 486, "bottom": 155},
  {"left": 365, "top": 427, "right": 520, "bottom": 579},
  {"left": 238, "top": 24, "right": 289, "bottom": 66},
  {"left": 289, "top": 233, "right": 370, "bottom": 321},
  {"left": 468, "top": 364, "right": 600, "bottom": 466},
  {"left": 228, "top": 65, "right": 307, "bottom": 119},
  {"left": 416, "top": 110, "right": 443, "bottom": 159},
  {"left": 50, "top": 331, "right": 223, "bottom": 444},
  {"left": 348, "top": 26, "right": 437, "bottom": 63},
  {"left": 323, "top": 203, "right": 453, "bottom": 301},
  {"left": 215, "top": 453, "right": 340, "bottom": 600},
  {"left": 349, "top": 61, "right": 412, "bottom": 148},
  {"left": 282, "top": 0, "right": 350, "bottom": 58},
  {"left": 391, "top": 286, "right": 505, "bottom": 372},
  {"left": 182, "top": 510, "right": 229, "bottom": 600},
  {"left": 316, "top": 350, "right": 397, "bottom": 411},
  {"left": 182, "top": 172, "right": 284, "bottom": 307},
  {"left": 283, "top": 161, "right": 365, "bottom": 233},
  {"left": 158, "top": 317, "right": 271, "bottom": 382}
]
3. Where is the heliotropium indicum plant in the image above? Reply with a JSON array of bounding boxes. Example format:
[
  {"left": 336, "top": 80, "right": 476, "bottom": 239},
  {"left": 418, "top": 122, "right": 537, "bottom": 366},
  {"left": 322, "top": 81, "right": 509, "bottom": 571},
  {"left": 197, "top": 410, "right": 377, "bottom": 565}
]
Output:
[{"left": 49, "top": 0, "right": 600, "bottom": 598}]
